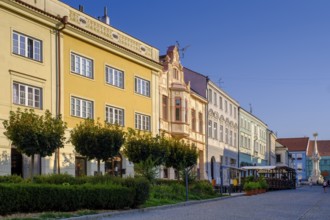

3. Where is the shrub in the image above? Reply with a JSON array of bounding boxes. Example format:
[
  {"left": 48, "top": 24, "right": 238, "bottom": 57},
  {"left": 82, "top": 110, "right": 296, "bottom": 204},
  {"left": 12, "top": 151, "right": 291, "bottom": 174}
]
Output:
[
  {"left": 121, "top": 177, "right": 150, "bottom": 207},
  {"left": 190, "top": 181, "right": 215, "bottom": 196},
  {"left": 151, "top": 184, "right": 185, "bottom": 201},
  {"left": 33, "top": 173, "right": 77, "bottom": 185},
  {"left": 0, "top": 183, "right": 134, "bottom": 215},
  {"left": 0, "top": 175, "right": 24, "bottom": 183},
  {"left": 155, "top": 179, "right": 182, "bottom": 186},
  {"left": 243, "top": 182, "right": 254, "bottom": 191}
]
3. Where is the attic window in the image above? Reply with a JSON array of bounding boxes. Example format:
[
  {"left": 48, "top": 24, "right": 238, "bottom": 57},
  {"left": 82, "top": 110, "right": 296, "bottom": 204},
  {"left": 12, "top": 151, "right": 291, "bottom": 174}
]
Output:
[
  {"left": 140, "top": 46, "right": 146, "bottom": 54},
  {"left": 112, "top": 32, "right": 119, "bottom": 41}
]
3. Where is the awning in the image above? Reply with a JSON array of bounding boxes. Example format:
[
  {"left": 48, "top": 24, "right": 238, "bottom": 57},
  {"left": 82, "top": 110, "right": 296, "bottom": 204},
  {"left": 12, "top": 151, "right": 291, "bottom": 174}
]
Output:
[{"left": 241, "top": 166, "right": 276, "bottom": 170}]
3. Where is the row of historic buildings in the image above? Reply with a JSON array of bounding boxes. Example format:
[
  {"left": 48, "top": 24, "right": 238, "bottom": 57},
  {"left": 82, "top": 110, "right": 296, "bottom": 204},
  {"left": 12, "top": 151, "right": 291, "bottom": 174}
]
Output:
[{"left": 1, "top": 0, "right": 325, "bottom": 183}]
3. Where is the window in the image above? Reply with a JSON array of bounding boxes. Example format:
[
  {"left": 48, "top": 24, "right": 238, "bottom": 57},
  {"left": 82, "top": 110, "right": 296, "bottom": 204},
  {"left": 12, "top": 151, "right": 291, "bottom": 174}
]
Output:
[
  {"left": 225, "top": 100, "right": 228, "bottom": 112},
  {"left": 71, "top": 53, "right": 93, "bottom": 78},
  {"left": 208, "top": 120, "right": 212, "bottom": 138},
  {"left": 13, "top": 31, "right": 42, "bottom": 62},
  {"left": 297, "top": 153, "right": 303, "bottom": 160},
  {"left": 198, "top": 112, "right": 203, "bottom": 134},
  {"left": 191, "top": 109, "right": 196, "bottom": 131},
  {"left": 13, "top": 82, "right": 42, "bottom": 109},
  {"left": 208, "top": 89, "right": 212, "bottom": 103},
  {"left": 234, "top": 132, "right": 237, "bottom": 147},
  {"left": 225, "top": 128, "right": 228, "bottom": 144},
  {"left": 234, "top": 107, "right": 237, "bottom": 119},
  {"left": 175, "top": 97, "right": 181, "bottom": 121},
  {"left": 276, "top": 154, "right": 281, "bottom": 163},
  {"left": 173, "top": 68, "right": 179, "bottom": 80},
  {"left": 135, "top": 113, "right": 150, "bottom": 131},
  {"left": 162, "top": 95, "right": 168, "bottom": 120},
  {"left": 185, "top": 99, "right": 188, "bottom": 123},
  {"left": 229, "top": 104, "right": 232, "bottom": 116},
  {"left": 214, "top": 92, "right": 217, "bottom": 106},
  {"left": 229, "top": 130, "right": 233, "bottom": 145},
  {"left": 71, "top": 96, "right": 93, "bottom": 118},
  {"left": 135, "top": 77, "right": 150, "bottom": 96},
  {"left": 214, "top": 122, "right": 218, "bottom": 140},
  {"left": 220, "top": 125, "right": 223, "bottom": 142},
  {"left": 105, "top": 105, "right": 124, "bottom": 126},
  {"left": 105, "top": 66, "right": 124, "bottom": 88},
  {"left": 219, "top": 96, "right": 223, "bottom": 110}
]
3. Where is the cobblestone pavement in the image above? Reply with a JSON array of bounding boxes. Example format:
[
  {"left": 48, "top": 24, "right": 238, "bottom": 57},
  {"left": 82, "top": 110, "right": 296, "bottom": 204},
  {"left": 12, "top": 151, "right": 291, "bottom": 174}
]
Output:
[{"left": 70, "top": 186, "right": 330, "bottom": 220}]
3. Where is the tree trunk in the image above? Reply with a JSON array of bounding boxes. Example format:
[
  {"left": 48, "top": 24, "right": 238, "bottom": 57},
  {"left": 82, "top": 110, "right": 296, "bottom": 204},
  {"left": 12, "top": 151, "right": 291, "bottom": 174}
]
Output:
[
  {"left": 185, "top": 168, "right": 189, "bottom": 201},
  {"left": 57, "top": 148, "right": 60, "bottom": 174},
  {"left": 31, "top": 154, "right": 35, "bottom": 181},
  {"left": 97, "top": 159, "right": 101, "bottom": 175}
]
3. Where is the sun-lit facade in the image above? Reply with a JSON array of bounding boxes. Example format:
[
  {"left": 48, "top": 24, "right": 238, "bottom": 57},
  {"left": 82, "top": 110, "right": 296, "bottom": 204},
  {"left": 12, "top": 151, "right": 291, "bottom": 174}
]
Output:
[
  {"left": 0, "top": 0, "right": 60, "bottom": 177},
  {"left": 0, "top": 0, "right": 162, "bottom": 177},
  {"left": 159, "top": 46, "right": 207, "bottom": 179}
]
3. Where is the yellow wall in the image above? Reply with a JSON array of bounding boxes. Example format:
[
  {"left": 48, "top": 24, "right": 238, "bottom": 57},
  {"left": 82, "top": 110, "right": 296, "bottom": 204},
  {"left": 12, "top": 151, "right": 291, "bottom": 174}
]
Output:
[
  {"left": 0, "top": 1, "right": 57, "bottom": 175},
  {"left": 62, "top": 34, "right": 154, "bottom": 129}
]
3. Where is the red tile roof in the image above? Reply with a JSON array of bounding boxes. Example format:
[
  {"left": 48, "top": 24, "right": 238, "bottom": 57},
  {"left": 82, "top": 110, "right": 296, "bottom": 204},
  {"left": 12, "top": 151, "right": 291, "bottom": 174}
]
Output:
[
  {"left": 307, "top": 140, "right": 330, "bottom": 157},
  {"left": 276, "top": 137, "right": 309, "bottom": 151}
]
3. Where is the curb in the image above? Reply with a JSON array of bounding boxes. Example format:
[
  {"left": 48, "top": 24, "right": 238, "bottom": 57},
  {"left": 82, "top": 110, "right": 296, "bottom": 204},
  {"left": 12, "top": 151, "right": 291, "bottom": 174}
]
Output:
[{"left": 66, "top": 193, "right": 245, "bottom": 220}]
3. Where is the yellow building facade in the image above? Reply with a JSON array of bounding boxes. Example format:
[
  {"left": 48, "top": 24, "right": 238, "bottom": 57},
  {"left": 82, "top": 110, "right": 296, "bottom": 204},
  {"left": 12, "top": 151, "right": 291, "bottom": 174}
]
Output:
[
  {"left": 159, "top": 46, "right": 207, "bottom": 179},
  {"left": 0, "top": 0, "right": 59, "bottom": 177},
  {"left": 60, "top": 6, "right": 162, "bottom": 176},
  {"left": 0, "top": 0, "right": 162, "bottom": 177}
]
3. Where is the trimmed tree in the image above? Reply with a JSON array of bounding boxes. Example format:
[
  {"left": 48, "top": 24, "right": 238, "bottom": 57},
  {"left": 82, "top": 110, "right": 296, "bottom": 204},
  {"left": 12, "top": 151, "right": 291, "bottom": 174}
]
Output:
[
  {"left": 165, "top": 139, "right": 198, "bottom": 201},
  {"left": 123, "top": 128, "right": 169, "bottom": 181},
  {"left": 70, "top": 119, "right": 125, "bottom": 175},
  {"left": 3, "top": 108, "right": 67, "bottom": 179}
]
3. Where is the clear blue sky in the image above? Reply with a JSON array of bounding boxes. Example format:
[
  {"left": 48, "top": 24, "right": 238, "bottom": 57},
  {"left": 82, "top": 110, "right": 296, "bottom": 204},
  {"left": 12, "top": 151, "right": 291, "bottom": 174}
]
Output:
[{"left": 61, "top": 0, "right": 330, "bottom": 140}]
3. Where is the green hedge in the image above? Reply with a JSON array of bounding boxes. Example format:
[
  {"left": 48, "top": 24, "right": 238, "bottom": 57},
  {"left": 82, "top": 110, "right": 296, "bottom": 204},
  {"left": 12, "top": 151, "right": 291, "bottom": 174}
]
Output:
[
  {"left": 0, "top": 183, "right": 135, "bottom": 215},
  {"left": 33, "top": 174, "right": 150, "bottom": 207},
  {"left": 0, "top": 175, "right": 25, "bottom": 183}
]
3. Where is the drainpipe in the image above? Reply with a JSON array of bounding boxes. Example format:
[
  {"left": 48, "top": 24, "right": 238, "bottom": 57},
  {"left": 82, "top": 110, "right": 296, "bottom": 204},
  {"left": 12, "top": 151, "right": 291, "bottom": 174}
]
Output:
[
  {"left": 54, "top": 15, "right": 68, "bottom": 174},
  {"left": 205, "top": 77, "right": 209, "bottom": 178},
  {"left": 238, "top": 107, "right": 240, "bottom": 167}
]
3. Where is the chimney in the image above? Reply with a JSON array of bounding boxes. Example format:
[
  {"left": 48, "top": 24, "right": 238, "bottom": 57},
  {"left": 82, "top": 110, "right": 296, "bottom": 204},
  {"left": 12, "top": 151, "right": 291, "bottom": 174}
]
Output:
[
  {"left": 79, "top": 5, "right": 84, "bottom": 12},
  {"left": 99, "top": 6, "right": 110, "bottom": 25}
]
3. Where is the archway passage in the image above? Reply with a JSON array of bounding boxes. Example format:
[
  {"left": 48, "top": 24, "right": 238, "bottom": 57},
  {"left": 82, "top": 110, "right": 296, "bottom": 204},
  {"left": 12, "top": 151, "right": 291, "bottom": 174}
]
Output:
[
  {"left": 105, "top": 154, "right": 123, "bottom": 177},
  {"left": 11, "top": 148, "right": 22, "bottom": 177},
  {"left": 211, "top": 156, "right": 216, "bottom": 180}
]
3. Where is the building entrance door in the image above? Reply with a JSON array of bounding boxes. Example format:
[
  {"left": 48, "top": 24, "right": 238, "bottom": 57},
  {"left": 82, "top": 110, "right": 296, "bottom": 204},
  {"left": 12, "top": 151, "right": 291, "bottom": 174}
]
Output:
[{"left": 11, "top": 148, "right": 22, "bottom": 177}]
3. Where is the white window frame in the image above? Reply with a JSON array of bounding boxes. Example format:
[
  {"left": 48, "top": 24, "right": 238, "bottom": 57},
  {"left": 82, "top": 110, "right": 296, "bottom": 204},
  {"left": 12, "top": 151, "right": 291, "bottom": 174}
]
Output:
[
  {"left": 208, "top": 120, "right": 212, "bottom": 138},
  {"left": 105, "top": 105, "right": 124, "bottom": 126},
  {"left": 214, "top": 122, "right": 218, "bottom": 140},
  {"left": 220, "top": 125, "right": 224, "bottom": 142},
  {"left": 135, "top": 77, "right": 150, "bottom": 97},
  {"left": 71, "top": 52, "right": 93, "bottom": 78},
  {"left": 71, "top": 96, "right": 93, "bottom": 119},
  {"left": 135, "top": 113, "right": 151, "bottom": 131},
  {"left": 13, "top": 82, "right": 42, "bottom": 109},
  {"left": 13, "top": 31, "right": 42, "bottom": 62},
  {"left": 105, "top": 66, "right": 124, "bottom": 88}
]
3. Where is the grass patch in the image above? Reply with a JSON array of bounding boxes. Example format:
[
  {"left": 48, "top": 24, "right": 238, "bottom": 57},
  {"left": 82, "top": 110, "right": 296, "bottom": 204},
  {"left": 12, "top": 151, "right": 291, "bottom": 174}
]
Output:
[
  {"left": 2, "top": 210, "right": 100, "bottom": 220},
  {"left": 142, "top": 181, "right": 223, "bottom": 208}
]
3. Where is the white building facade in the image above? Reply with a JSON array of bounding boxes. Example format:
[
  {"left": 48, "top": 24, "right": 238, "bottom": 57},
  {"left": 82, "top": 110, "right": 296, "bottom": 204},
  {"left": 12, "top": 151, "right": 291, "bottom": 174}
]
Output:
[
  {"left": 207, "top": 81, "right": 239, "bottom": 181},
  {"left": 239, "top": 108, "right": 268, "bottom": 166}
]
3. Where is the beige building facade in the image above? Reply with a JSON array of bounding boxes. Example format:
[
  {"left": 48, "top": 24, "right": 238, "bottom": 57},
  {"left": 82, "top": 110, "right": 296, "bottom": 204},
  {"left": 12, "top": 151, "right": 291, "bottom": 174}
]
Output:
[{"left": 159, "top": 46, "right": 207, "bottom": 179}]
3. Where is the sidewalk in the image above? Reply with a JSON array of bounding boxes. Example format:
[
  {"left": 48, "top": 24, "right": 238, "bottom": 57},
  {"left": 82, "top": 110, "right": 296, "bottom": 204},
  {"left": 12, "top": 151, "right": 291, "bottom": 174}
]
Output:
[{"left": 66, "top": 193, "right": 245, "bottom": 220}]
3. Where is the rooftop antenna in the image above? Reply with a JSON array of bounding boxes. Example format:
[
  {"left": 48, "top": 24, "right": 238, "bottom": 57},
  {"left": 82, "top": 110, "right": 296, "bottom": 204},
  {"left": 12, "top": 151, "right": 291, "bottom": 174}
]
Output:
[
  {"left": 176, "top": 41, "right": 190, "bottom": 59},
  {"left": 217, "top": 78, "right": 224, "bottom": 88}
]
